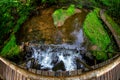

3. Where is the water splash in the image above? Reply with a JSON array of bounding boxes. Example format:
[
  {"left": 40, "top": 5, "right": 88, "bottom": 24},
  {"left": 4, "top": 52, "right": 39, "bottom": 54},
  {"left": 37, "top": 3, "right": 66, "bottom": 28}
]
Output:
[{"left": 25, "top": 26, "right": 87, "bottom": 71}]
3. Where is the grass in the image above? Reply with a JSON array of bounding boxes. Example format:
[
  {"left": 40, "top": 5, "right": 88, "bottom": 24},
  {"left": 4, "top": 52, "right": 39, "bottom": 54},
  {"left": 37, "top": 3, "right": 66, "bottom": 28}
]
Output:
[{"left": 83, "top": 8, "right": 114, "bottom": 60}]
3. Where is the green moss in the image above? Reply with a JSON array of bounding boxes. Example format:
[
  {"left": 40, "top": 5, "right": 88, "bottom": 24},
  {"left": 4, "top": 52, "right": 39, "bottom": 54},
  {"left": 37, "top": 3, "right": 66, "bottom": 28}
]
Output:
[
  {"left": 92, "top": 51, "right": 108, "bottom": 60},
  {"left": 1, "top": 34, "right": 20, "bottom": 58},
  {"left": 83, "top": 8, "right": 114, "bottom": 60},
  {"left": 52, "top": 4, "right": 75, "bottom": 27},
  {"left": 66, "top": 4, "right": 75, "bottom": 16}
]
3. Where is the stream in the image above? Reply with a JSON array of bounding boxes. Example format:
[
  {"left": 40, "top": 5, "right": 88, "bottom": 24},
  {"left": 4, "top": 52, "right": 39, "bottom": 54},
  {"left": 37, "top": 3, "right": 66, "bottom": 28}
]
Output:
[{"left": 17, "top": 8, "right": 93, "bottom": 71}]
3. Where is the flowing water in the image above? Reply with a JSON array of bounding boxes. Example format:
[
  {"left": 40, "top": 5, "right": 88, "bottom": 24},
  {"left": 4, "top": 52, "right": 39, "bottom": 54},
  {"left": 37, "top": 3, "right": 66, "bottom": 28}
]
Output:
[
  {"left": 25, "top": 28, "right": 86, "bottom": 71},
  {"left": 17, "top": 7, "right": 92, "bottom": 71}
]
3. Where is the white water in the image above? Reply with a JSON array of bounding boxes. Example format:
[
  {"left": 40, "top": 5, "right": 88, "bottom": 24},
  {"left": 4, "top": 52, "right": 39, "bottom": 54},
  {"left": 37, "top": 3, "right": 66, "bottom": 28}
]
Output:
[{"left": 26, "top": 18, "right": 87, "bottom": 71}]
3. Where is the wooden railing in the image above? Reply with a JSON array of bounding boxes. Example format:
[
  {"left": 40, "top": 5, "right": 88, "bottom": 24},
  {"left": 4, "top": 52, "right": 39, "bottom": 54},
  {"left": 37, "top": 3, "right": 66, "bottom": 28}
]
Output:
[{"left": 0, "top": 54, "right": 120, "bottom": 80}]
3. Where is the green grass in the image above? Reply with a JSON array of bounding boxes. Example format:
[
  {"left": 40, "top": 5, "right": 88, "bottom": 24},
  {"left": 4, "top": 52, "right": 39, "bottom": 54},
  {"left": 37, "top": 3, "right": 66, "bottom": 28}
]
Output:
[{"left": 83, "top": 8, "right": 114, "bottom": 60}]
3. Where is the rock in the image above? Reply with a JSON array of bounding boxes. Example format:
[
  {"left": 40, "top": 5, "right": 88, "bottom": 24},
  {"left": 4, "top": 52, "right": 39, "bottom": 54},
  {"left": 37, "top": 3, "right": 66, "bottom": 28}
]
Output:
[
  {"left": 52, "top": 61, "right": 65, "bottom": 71},
  {"left": 52, "top": 4, "right": 82, "bottom": 27},
  {"left": 89, "top": 45, "right": 98, "bottom": 51}
]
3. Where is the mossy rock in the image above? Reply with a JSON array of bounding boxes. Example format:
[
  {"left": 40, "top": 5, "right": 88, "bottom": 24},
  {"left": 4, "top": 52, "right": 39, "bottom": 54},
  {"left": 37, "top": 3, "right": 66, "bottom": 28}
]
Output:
[
  {"left": 83, "top": 8, "right": 115, "bottom": 60},
  {"left": 52, "top": 4, "right": 81, "bottom": 27}
]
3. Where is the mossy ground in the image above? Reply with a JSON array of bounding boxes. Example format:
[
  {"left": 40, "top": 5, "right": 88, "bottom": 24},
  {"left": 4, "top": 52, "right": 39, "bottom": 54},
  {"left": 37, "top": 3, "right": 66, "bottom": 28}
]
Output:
[
  {"left": 1, "top": 34, "right": 20, "bottom": 58},
  {"left": 83, "top": 8, "right": 115, "bottom": 60}
]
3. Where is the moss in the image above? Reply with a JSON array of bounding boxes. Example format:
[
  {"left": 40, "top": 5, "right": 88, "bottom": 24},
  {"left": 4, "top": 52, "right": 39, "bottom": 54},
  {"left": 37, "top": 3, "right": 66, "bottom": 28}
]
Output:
[
  {"left": 83, "top": 8, "right": 114, "bottom": 60},
  {"left": 1, "top": 34, "right": 20, "bottom": 58},
  {"left": 52, "top": 4, "right": 75, "bottom": 27},
  {"left": 92, "top": 51, "right": 108, "bottom": 60},
  {"left": 0, "top": 0, "right": 32, "bottom": 58}
]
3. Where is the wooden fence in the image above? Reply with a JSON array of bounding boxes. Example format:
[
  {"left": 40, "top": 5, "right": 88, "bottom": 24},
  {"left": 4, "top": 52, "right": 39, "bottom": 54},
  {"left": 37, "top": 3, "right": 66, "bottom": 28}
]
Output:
[{"left": 0, "top": 53, "right": 120, "bottom": 80}]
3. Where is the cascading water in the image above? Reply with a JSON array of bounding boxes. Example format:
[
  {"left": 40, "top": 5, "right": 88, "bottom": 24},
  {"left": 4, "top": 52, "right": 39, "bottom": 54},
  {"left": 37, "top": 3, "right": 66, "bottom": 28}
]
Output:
[
  {"left": 25, "top": 23, "right": 88, "bottom": 71},
  {"left": 17, "top": 9, "right": 91, "bottom": 71}
]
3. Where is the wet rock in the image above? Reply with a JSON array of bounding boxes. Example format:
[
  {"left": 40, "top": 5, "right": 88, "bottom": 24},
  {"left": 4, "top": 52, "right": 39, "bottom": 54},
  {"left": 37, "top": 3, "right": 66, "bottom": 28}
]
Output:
[
  {"left": 85, "top": 52, "right": 93, "bottom": 60},
  {"left": 76, "top": 59, "right": 83, "bottom": 69},
  {"left": 52, "top": 61, "right": 65, "bottom": 71}
]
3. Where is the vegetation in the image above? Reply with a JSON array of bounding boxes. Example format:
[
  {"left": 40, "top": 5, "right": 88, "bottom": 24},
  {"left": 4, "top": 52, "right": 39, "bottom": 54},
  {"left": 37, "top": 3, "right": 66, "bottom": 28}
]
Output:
[
  {"left": 89, "top": 0, "right": 120, "bottom": 24},
  {"left": 83, "top": 8, "right": 115, "bottom": 60},
  {"left": 104, "top": 13, "right": 120, "bottom": 39},
  {"left": 52, "top": 4, "right": 75, "bottom": 27},
  {"left": 0, "top": 0, "right": 33, "bottom": 58},
  {"left": 0, "top": 0, "right": 119, "bottom": 61},
  {"left": 1, "top": 34, "right": 20, "bottom": 58}
]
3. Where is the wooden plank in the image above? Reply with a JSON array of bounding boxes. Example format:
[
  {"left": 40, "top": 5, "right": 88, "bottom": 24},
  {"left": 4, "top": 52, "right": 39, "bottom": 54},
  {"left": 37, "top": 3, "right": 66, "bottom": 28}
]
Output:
[
  {"left": 97, "top": 77, "right": 101, "bottom": 80},
  {"left": 16, "top": 73, "right": 19, "bottom": 80},
  {"left": 27, "top": 78, "right": 31, "bottom": 80},
  {"left": 77, "top": 69, "right": 82, "bottom": 75},
  {"left": 10, "top": 69, "right": 12, "bottom": 80},
  {"left": 7, "top": 67, "right": 9, "bottom": 80},
  {"left": 36, "top": 70, "right": 42, "bottom": 75},
  {"left": 11, "top": 70, "right": 14, "bottom": 80},
  {"left": 69, "top": 71, "right": 77, "bottom": 76},
  {"left": 31, "top": 69, "right": 36, "bottom": 73},
  {"left": 113, "top": 68, "right": 117, "bottom": 80},
  {"left": 22, "top": 75, "right": 27, "bottom": 80},
  {"left": 5, "top": 66, "right": 7, "bottom": 80},
  {"left": 48, "top": 71, "right": 55, "bottom": 77},
  {"left": 111, "top": 70, "right": 113, "bottom": 80},
  {"left": 14, "top": 71, "right": 17, "bottom": 80},
  {"left": 109, "top": 70, "right": 112, "bottom": 80},
  {"left": 0, "top": 62, "right": 4, "bottom": 79},
  {"left": 117, "top": 64, "right": 120, "bottom": 80},
  {"left": 107, "top": 71, "right": 110, "bottom": 80},
  {"left": 105, "top": 73, "right": 108, "bottom": 80},
  {"left": 3, "top": 64, "right": 6, "bottom": 79}
]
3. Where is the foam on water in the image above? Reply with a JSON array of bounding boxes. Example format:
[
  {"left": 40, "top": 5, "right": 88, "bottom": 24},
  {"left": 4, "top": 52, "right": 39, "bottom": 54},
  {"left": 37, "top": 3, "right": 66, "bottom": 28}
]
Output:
[{"left": 26, "top": 27, "right": 86, "bottom": 71}]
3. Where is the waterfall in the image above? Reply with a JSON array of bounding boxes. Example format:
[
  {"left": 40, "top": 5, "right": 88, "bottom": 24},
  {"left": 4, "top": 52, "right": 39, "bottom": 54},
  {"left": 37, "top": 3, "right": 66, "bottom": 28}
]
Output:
[{"left": 25, "top": 18, "right": 87, "bottom": 71}]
